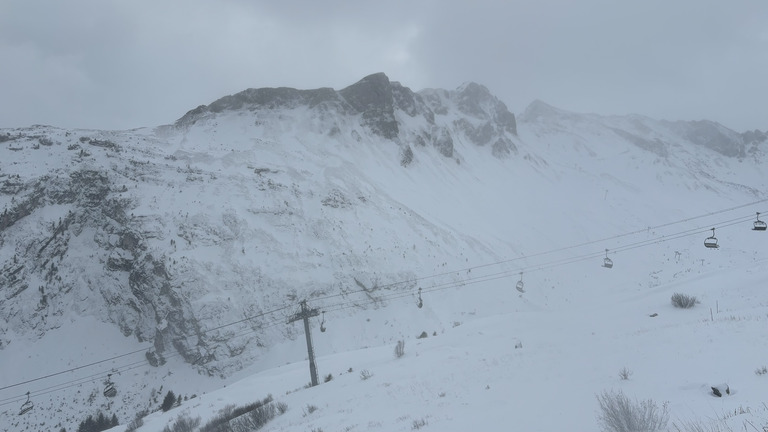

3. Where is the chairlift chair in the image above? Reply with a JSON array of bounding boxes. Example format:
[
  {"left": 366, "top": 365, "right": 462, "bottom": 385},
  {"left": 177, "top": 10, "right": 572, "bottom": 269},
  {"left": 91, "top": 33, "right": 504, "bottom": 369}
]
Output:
[
  {"left": 753, "top": 212, "right": 767, "bottom": 231},
  {"left": 417, "top": 288, "right": 423, "bottom": 309},
  {"left": 602, "top": 249, "right": 613, "bottom": 269},
  {"left": 320, "top": 311, "right": 326, "bottom": 333},
  {"left": 704, "top": 228, "right": 719, "bottom": 249},
  {"left": 18, "top": 392, "right": 33, "bottom": 416},
  {"left": 103, "top": 374, "right": 117, "bottom": 398},
  {"left": 516, "top": 272, "right": 525, "bottom": 293}
]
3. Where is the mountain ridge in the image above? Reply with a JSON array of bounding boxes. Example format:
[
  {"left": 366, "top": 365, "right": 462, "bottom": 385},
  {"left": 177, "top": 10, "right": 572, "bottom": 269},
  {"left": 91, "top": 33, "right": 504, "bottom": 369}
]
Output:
[{"left": 2, "top": 72, "right": 767, "bottom": 431}]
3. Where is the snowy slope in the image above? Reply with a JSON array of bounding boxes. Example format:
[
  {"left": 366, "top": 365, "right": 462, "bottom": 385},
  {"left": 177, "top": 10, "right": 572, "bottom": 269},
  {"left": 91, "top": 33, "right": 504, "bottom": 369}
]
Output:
[{"left": 1, "top": 74, "right": 767, "bottom": 431}]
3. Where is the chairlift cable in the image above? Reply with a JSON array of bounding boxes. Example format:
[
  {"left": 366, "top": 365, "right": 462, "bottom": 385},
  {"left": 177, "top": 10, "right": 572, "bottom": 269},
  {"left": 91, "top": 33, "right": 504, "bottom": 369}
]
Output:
[
  {"left": 308, "top": 199, "right": 768, "bottom": 303},
  {"left": 3, "top": 203, "right": 766, "bottom": 404}
]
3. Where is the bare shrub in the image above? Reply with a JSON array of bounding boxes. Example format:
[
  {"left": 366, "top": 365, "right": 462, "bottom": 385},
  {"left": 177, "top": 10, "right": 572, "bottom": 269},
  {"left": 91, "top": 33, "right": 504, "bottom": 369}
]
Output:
[
  {"left": 394, "top": 340, "right": 405, "bottom": 358},
  {"left": 412, "top": 418, "right": 428, "bottom": 430},
  {"left": 596, "top": 389, "right": 669, "bottom": 432},
  {"left": 671, "top": 293, "right": 698, "bottom": 309},
  {"left": 324, "top": 373, "right": 333, "bottom": 383},
  {"left": 162, "top": 414, "right": 201, "bottom": 432},
  {"left": 276, "top": 402, "right": 288, "bottom": 415},
  {"left": 618, "top": 367, "right": 633, "bottom": 381},
  {"left": 200, "top": 395, "right": 277, "bottom": 432},
  {"left": 303, "top": 404, "right": 318, "bottom": 417},
  {"left": 230, "top": 401, "right": 281, "bottom": 432},
  {"left": 670, "top": 419, "right": 732, "bottom": 432},
  {"left": 755, "top": 366, "right": 768, "bottom": 376},
  {"left": 360, "top": 369, "right": 373, "bottom": 380},
  {"left": 124, "top": 409, "right": 147, "bottom": 432}
]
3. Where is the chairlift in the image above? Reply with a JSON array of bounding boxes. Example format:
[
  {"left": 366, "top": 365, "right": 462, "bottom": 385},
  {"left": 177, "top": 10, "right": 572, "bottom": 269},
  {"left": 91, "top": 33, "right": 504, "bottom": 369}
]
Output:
[
  {"left": 18, "top": 392, "right": 33, "bottom": 416},
  {"left": 753, "top": 212, "right": 767, "bottom": 231},
  {"left": 417, "top": 288, "right": 423, "bottom": 309},
  {"left": 320, "top": 311, "right": 326, "bottom": 333},
  {"left": 516, "top": 272, "right": 525, "bottom": 293},
  {"left": 602, "top": 249, "right": 613, "bottom": 269},
  {"left": 103, "top": 374, "right": 117, "bottom": 398},
  {"left": 704, "top": 228, "right": 719, "bottom": 249}
]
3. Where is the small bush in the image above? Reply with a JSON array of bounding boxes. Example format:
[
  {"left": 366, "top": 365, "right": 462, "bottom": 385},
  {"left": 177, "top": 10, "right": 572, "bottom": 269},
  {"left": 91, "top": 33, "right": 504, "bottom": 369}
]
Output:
[
  {"left": 412, "top": 418, "right": 428, "bottom": 430},
  {"left": 230, "top": 401, "right": 282, "bottom": 432},
  {"left": 417, "top": 331, "right": 428, "bottom": 339},
  {"left": 618, "top": 367, "right": 633, "bottom": 381},
  {"left": 360, "top": 369, "right": 373, "bottom": 380},
  {"left": 124, "top": 410, "right": 147, "bottom": 432},
  {"left": 276, "top": 402, "right": 288, "bottom": 415},
  {"left": 162, "top": 414, "right": 201, "bottom": 432},
  {"left": 200, "top": 395, "right": 277, "bottom": 432},
  {"left": 596, "top": 389, "right": 669, "bottom": 432},
  {"left": 755, "top": 366, "right": 768, "bottom": 376},
  {"left": 324, "top": 373, "right": 333, "bottom": 383},
  {"left": 671, "top": 293, "right": 698, "bottom": 309},
  {"left": 394, "top": 340, "right": 405, "bottom": 358},
  {"left": 303, "top": 404, "right": 318, "bottom": 417}
]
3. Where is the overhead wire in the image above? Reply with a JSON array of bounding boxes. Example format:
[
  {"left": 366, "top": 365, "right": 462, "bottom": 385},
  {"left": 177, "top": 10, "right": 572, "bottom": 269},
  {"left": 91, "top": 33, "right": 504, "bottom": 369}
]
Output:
[
  {"left": 3, "top": 202, "right": 767, "bottom": 408},
  {"left": 308, "top": 198, "right": 768, "bottom": 303},
  {"left": 0, "top": 304, "right": 296, "bottom": 407}
]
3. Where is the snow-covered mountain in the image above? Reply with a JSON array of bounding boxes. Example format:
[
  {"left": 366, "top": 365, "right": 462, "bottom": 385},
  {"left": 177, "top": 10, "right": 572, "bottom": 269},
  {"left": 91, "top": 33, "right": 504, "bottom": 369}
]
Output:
[{"left": 1, "top": 73, "right": 767, "bottom": 431}]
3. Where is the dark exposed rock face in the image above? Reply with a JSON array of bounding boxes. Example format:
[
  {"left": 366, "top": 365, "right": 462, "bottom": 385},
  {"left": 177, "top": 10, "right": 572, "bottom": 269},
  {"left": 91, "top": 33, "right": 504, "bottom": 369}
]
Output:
[
  {"left": 419, "top": 84, "right": 518, "bottom": 158},
  {"left": 174, "top": 72, "right": 519, "bottom": 160},
  {"left": 455, "top": 82, "right": 517, "bottom": 136},
  {"left": 176, "top": 87, "right": 345, "bottom": 127},
  {"left": 339, "top": 73, "right": 399, "bottom": 140},
  {"left": 663, "top": 120, "right": 747, "bottom": 157},
  {"left": 0, "top": 164, "right": 203, "bottom": 364}
]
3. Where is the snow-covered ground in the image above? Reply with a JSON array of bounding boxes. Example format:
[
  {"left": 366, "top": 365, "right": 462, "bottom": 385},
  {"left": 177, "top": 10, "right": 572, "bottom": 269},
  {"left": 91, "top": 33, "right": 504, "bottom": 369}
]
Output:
[
  {"left": 139, "top": 248, "right": 768, "bottom": 432},
  {"left": 2, "top": 87, "right": 767, "bottom": 431}
]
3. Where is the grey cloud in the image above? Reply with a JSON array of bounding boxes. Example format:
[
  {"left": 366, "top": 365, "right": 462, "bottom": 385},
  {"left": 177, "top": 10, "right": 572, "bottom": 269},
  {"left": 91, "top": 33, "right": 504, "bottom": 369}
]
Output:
[{"left": 0, "top": 0, "right": 765, "bottom": 131}]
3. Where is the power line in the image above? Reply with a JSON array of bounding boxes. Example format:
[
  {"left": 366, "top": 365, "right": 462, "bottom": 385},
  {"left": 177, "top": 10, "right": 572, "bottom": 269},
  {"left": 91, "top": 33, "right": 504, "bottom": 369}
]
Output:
[
  {"left": 309, "top": 199, "right": 768, "bottom": 303},
  {"left": 0, "top": 303, "right": 294, "bottom": 400},
  {"left": 0, "top": 347, "right": 148, "bottom": 393},
  {"left": 3, "top": 201, "right": 766, "bottom": 406}
]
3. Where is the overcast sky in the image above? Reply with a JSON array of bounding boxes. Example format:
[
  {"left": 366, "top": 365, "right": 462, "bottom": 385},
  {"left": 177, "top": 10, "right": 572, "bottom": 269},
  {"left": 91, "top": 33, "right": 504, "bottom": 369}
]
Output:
[{"left": 1, "top": 0, "right": 766, "bottom": 132}]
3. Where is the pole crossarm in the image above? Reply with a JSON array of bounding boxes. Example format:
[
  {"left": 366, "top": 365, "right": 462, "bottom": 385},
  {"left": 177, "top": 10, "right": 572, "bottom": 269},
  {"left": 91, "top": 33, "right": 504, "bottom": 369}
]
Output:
[{"left": 287, "top": 300, "right": 320, "bottom": 324}]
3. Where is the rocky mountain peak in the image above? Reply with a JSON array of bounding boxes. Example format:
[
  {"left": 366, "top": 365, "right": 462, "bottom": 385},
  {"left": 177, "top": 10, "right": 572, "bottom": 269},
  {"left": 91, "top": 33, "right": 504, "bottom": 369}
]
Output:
[
  {"left": 170, "top": 73, "right": 520, "bottom": 161},
  {"left": 338, "top": 72, "right": 393, "bottom": 112},
  {"left": 455, "top": 82, "right": 517, "bottom": 136},
  {"left": 339, "top": 72, "right": 399, "bottom": 139},
  {"left": 174, "top": 86, "right": 342, "bottom": 128}
]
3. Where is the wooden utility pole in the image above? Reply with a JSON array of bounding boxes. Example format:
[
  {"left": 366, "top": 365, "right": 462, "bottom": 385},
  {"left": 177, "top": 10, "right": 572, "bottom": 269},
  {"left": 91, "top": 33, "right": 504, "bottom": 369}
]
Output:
[{"left": 287, "top": 300, "right": 320, "bottom": 386}]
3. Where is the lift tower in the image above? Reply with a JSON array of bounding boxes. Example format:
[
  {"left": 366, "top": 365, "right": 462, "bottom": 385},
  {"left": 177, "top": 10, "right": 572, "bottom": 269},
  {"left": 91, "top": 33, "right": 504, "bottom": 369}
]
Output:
[{"left": 287, "top": 300, "right": 320, "bottom": 386}]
